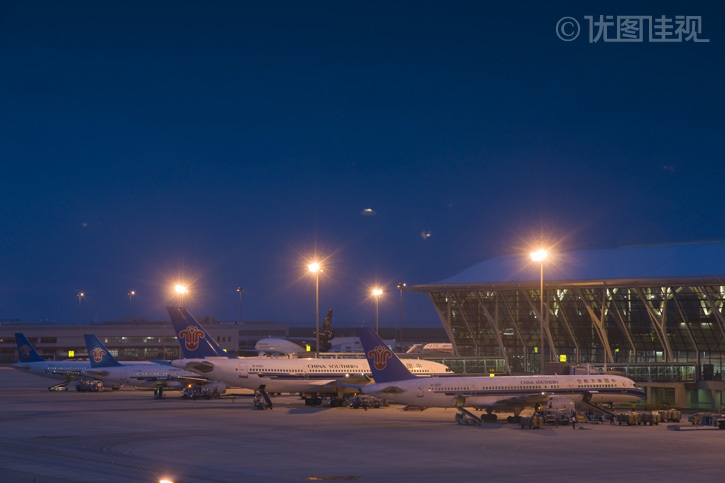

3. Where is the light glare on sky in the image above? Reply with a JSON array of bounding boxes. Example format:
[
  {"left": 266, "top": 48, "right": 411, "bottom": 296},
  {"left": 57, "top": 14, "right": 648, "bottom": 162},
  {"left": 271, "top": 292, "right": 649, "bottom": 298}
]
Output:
[{"left": 0, "top": 1, "right": 723, "bottom": 326}]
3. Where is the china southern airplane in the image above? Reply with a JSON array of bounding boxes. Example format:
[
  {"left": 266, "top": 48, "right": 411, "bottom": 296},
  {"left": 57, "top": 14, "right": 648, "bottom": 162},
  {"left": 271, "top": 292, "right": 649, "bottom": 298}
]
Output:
[
  {"left": 353, "top": 327, "right": 646, "bottom": 425},
  {"left": 11, "top": 333, "right": 91, "bottom": 388},
  {"left": 81, "top": 334, "right": 227, "bottom": 396},
  {"left": 167, "top": 306, "right": 453, "bottom": 407}
]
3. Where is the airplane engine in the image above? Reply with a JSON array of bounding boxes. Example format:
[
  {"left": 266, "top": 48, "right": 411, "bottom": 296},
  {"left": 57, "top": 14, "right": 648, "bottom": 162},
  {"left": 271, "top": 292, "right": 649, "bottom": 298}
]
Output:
[
  {"left": 548, "top": 395, "right": 576, "bottom": 411},
  {"left": 317, "top": 328, "right": 335, "bottom": 352}
]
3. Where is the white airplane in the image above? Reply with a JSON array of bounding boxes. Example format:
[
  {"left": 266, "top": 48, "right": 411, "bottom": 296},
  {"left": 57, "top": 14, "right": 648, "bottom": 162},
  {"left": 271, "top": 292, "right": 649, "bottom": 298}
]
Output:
[
  {"left": 255, "top": 335, "right": 396, "bottom": 355},
  {"left": 11, "top": 333, "right": 90, "bottom": 388},
  {"left": 254, "top": 337, "right": 306, "bottom": 356},
  {"left": 352, "top": 327, "right": 646, "bottom": 425},
  {"left": 167, "top": 306, "right": 453, "bottom": 407},
  {"left": 80, "top": 334, "right": 227, "bottom": 397},
  {"left": 406, "top": 343, "right": 454, "bottom": 354},
  {"left": 255, "top": 308, "right": 340, "bottom": 355},
  {"left": 255, "top": 309, "right": 395, "bottom": 354}
]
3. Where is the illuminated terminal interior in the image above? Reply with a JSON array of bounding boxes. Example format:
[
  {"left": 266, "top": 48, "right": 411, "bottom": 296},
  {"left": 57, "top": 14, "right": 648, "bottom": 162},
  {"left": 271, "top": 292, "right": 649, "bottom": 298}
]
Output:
[{"left": 410, "top": 241, "right": 725, "bottom": 410}]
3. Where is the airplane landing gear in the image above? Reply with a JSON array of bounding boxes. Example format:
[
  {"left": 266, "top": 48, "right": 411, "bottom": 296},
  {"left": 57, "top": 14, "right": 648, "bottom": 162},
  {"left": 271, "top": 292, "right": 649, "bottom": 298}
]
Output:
[
  {"left": 455, "top": 408, "right": 482, "bottom": 426},
  {"left": 481, "top": 411, "right": 498, "bottom": 422},
  {"left": 253, "top": 386, "right": 273, "bottom": 410},
  {"left": 329, "top": 398, "right": 348, "bottom": 407}
]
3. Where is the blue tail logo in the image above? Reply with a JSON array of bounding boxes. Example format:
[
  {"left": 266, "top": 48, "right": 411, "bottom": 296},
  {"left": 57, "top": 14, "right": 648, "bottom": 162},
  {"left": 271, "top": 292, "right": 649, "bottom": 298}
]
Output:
[
  {"left": 167, "top": 307, "right": 231, "bottom": 358},
  {"left": 357, "top": 327, "right": 418, "bottom": 383},
  {"left": 15, "top": 333, "right": 44, "bottom": 363}
]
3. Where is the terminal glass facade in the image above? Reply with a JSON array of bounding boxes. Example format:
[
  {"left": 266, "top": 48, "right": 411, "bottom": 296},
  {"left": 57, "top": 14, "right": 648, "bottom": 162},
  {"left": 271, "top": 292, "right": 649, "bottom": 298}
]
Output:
[{"left": 423, "top": 279, "right": 725, "bottom": 379}]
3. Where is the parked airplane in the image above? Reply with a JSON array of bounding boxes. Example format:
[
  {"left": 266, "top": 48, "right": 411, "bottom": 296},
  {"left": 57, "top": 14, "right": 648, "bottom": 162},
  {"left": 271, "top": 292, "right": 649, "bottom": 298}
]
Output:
[
  {"left": 406, "top": 343, "right": 454, "bottom": 354},
  {"left": 255, "top": 308, "right": 395, "bottom": 354},
  {"left": 353, "top": 327, "right": 646, "bottom": 425},
  {"left": 167, "top": 306, "right": 453, "bottom": 407},
  {"left": 255, "top": 308, "right": 336, "bottom": 355},
  {"left": 254, "top": 338, "right": 306, "bottom": 355},
  {"left": 11, "top": 333, "right": 90, "bottom": 389},
  {"left": 81, "top": 334, "right": 226, "bottom": 397}
]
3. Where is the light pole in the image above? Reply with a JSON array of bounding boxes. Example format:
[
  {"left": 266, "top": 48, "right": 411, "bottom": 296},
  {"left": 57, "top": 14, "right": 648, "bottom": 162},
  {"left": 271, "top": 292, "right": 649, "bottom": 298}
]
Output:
[
  {"left": 175, "top": 284, "right": 188, "bottom": 307},
  {"left": 397, "top": 283, "right": 406, "bottom": 350},
  {"left": 530, "top": 249, "right": 548, "bottom": 374},
  {"left": 308, "top": 262, "right": 321, "bottom": 357},
  {"left": 128, "top": 291, "right": 135, "bottom": 317},
  {"left": 236, "top": 287, "right": 244, "bottom": 323},
  {"left": 372, "top": 287, "right": 383, "bottom": 334},
  {"left": 76, "top": 292, "right": 84, "bottom": 327}
]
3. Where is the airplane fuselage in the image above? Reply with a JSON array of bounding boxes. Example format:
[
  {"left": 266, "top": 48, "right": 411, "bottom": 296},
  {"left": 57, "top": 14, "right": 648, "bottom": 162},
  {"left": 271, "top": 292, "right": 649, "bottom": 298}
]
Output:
[
  {"left": 363, "top": 374, "right": 645, "bottom": 409},
  {"left": 172, "top": 356, "right": 452, "bottom": 394},
  {"left": 12, "top": 361, "right": 91, "bottom": 380},
  {"left": 80, "top": 363, "right": 207, "bottom": 389}
]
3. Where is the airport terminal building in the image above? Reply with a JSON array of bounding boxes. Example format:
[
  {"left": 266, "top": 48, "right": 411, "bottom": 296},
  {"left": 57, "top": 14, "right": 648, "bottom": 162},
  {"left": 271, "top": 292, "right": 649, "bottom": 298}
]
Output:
[
  {"left": 0, "top": 318, "right": 287, "bottom": 363},
  {"left": 3, "top": 242, "right": 725, "bottom": 411},
  {"left": 409, "top": 242, "right": 725, "bottom": 410}
]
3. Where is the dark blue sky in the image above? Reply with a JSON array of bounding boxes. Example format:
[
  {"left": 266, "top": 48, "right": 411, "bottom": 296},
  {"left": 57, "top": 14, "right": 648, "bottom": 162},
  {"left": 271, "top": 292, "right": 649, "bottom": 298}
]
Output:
[{"left": 1, "top": 1, "right": 723, "bottom": 327}]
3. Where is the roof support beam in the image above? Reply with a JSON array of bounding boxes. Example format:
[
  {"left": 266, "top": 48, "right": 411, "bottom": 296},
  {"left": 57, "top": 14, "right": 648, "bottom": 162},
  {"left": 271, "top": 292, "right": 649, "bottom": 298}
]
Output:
[
  {"left": 427, "top": 292, "right": 459, "bottom": 356},
  {"left": 549, "top": 289, "right": 580, "bottom": 363},
  {"left": 475, "top": 291, "right": 511, "bottom": 374},
  {"left": 575, "top": 288, "right": 614, "bottom": 363},
  {"left": 699, "top": 286, "right": 725, "bottom": 342},
  {"left": 671, "top": 287, "right": 700, "bottom": 357},
  {"left": 635, "top": 287, "right": 673, "bottom": 362},
  {"left": 450, "top": 293, "right": 480, "bottom": 357},
  {"left": 522, "top": 289, "right": 558, "bottom": 361},
  {"left": 499, "top": 291, "right": 527, "bottom": 350},
  {"left": 604, "top": 285, "right": 638, "bottom": 361}
]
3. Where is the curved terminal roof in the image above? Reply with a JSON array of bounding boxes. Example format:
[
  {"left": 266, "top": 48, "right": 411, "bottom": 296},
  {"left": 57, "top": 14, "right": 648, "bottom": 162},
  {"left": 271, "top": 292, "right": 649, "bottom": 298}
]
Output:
[{"left": 418, "top": 241, "right": 725, "bottom": 288}]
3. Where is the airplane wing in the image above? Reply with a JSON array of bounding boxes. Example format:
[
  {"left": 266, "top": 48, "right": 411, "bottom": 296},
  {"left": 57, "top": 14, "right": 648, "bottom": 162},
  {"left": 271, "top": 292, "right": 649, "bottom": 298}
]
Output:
[
  {"left": 321, "top": 374, "right": 374, "bottom": 394},
  {"left": 46, "top": 368, "right": 84, "bottom": 376},
  {"left": 335, "top": 374, "right": 371, "bottom": 386},
  {"left": 83, "top": 370, "right": 111, "bottom": 378},
  {"left": 181, "top": 360, "right": 216, "bottom": 374},
  {"left": 176, "top": 375, "right": 212, "bottom": 385},
  {"left": 129, "top": 374, "right": 211, "bottom": 385},
  {"left": 471, "top": 392, "right": 550, "bottom": 409},
  {"left": 290, "top": 374, "right": 372, "bottom": 391}
]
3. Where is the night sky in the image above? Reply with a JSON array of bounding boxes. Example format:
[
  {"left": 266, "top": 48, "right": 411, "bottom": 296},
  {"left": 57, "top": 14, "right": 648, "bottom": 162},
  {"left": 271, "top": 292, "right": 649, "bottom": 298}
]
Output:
[{"left": 1, "top": 1, "right": 723, "bottom": 327}]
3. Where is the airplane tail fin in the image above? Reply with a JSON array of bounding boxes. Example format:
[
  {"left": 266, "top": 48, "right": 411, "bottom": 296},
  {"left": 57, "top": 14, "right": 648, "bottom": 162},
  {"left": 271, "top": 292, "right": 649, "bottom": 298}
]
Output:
[
  {"left": 322, "top": 309, "right": 333, "bottom": 331},
  {"left": 167, "top": 307, "right": 229, "bottom": 358},
  {"left": 83, "top": 334, "right": 122, "bottom": 367},
  {"left": 315, "top": 308, "right": 335, "bottom": 352},
  {"left": 15, "top": 333, "right": 45, "bottom": 362},
  {"left": 357, "top": 327, "right": 417, "bottom": 383}
]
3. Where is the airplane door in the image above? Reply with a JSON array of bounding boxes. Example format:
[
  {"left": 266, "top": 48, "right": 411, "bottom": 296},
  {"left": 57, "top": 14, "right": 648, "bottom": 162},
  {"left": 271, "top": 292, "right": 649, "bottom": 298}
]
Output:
[
  {"left": 238, "top": 360, "right": 248, "bottom": 379},
  {"left": 120, "top": 367, "right": 128, "bottom": 384},
  {"left": 417, "top": 383, "right": 425, "bottom": 398}
]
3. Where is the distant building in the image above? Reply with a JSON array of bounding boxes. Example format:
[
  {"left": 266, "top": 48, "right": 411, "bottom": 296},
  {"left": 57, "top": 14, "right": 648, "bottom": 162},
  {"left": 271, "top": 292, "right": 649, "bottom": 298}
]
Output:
[
  {"left": 0, "top": 319, "right": 446, "bottom": 363},
  {"left": 0, "top": 317, "right": 286, "bottom": 363}
]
